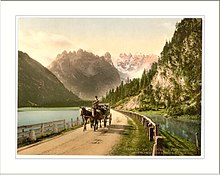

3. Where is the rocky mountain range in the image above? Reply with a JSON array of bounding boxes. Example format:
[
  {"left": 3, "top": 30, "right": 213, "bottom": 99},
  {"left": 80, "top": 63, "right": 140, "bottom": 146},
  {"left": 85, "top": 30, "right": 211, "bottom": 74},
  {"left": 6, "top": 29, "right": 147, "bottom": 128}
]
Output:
[
  {"left": 105, "top": 18, "right": 202, "bottom": 116},
  {"left": 48, "top": 49, "right": 121, "bottom": 100},
  {"left": 18, "top": 51, "right": 81, "bottom": 107},
  {"left": 116, "top": 52, "right": 158, "bottom": 80},
  {"left": 18, "top": 48, "right": 158, "bottom": 105}
]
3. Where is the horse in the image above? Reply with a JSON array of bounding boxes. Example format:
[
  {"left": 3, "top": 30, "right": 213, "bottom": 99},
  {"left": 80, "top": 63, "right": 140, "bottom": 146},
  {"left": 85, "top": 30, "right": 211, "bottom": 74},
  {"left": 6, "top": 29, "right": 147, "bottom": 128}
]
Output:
[
  {"left": 99, "top": 106, "right": 109, "bottom": 127},
  {"left": 80, "top": 107, "right": 93, "bottom": 131},
  {"left": 92, "top": 108, "right": 105, "bottom": 131}
]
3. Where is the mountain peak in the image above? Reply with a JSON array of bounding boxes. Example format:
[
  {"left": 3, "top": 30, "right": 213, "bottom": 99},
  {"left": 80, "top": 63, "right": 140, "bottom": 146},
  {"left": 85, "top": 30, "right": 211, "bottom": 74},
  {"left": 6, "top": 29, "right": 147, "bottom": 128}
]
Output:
[
  {"left": 104, "top": 52, "right": 113, "bottom": 65},
  {"left": 116, "top": 52, "right": 158, "bottom": 79},
  {"left": 48, "top": 49, "right": 120, "bottom": 100}
]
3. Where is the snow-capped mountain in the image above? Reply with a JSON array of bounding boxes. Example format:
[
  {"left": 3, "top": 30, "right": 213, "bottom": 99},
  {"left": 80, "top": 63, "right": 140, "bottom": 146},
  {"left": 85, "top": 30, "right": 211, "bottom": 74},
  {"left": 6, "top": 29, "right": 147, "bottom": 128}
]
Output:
[{"left": 116, "top": 52, "right": 158, "bottom": 80}]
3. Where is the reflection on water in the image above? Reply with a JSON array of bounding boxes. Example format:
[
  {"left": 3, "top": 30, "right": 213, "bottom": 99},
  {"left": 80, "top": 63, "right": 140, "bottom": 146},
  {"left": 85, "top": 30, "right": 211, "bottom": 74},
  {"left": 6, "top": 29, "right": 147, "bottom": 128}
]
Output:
[
  {"left": 18, "top": 110, "right": 81, "bottom": 127},
  {"left": 145, "top": 114, "right": 201, "bottom": 144}
]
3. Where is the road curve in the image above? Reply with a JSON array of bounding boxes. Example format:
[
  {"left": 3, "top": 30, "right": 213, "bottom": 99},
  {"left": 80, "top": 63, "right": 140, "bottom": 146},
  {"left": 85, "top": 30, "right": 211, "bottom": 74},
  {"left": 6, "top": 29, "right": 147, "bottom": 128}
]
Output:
[{"left": 17, "top": 110, "right": 128, "bottom": 156}]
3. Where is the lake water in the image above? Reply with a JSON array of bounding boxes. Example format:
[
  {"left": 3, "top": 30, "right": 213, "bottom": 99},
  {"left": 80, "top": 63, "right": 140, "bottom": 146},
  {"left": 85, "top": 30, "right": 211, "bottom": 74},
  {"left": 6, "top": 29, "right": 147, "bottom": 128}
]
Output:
[
  {"left": 145, "top": 114, "right": 201, "bottom": 144},
  {"left": 18, "top": 110, "right": 81, "bottom": 127}
]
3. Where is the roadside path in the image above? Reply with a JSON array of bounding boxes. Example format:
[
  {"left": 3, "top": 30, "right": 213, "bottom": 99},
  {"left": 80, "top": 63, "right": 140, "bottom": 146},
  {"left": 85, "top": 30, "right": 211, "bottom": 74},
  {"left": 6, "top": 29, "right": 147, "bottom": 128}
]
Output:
[{"left": 17, "top": 110, "right": 128, "bottom": 156}]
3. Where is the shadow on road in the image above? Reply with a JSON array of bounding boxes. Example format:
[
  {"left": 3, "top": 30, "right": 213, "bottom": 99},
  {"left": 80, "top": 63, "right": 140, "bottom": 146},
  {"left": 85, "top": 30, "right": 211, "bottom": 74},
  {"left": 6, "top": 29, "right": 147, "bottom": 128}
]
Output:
[{"left": 96, "top": 124, "right": 135, "bottom": 135}]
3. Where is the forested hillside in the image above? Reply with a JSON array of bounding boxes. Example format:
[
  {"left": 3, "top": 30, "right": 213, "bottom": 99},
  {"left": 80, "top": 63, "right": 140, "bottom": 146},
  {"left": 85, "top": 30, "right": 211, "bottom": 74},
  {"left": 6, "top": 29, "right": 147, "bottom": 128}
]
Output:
[
  {"left": 18, "top": 51, "right": 90, "bottom": 107},
  {"left": 103, "top": 18, "right": 202, "bottom": 116}
]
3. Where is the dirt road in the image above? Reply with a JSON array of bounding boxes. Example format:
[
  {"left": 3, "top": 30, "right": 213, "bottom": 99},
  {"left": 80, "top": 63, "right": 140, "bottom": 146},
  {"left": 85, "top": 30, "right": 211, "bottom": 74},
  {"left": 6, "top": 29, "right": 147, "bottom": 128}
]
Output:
[{"left": 17, "top": 110, "right": 128, "bottom": 156}]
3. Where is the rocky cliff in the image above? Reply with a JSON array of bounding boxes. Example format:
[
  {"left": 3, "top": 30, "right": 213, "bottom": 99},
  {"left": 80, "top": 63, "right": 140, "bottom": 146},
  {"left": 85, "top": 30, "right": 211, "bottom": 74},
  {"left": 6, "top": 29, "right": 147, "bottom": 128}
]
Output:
[
  {"left": 48, "top": 49, "right": 121, "bottom": 100},
  {"left": 150, "top": 18, "right": 202, "bottom": 115}
]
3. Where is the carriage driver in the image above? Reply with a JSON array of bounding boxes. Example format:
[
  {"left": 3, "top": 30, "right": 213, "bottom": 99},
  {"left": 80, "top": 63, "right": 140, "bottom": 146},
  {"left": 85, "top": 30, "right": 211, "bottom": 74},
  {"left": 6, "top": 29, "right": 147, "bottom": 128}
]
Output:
[{"left": 93, "top": 96, "right": 99, "bottom": 110}]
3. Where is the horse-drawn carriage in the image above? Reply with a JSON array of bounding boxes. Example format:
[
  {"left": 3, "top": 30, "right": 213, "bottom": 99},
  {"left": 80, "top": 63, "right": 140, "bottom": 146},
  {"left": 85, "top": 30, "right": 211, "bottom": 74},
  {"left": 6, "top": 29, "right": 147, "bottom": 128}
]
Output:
[{"left": 80, "top": 103, "right": 112, "bottom": 131}]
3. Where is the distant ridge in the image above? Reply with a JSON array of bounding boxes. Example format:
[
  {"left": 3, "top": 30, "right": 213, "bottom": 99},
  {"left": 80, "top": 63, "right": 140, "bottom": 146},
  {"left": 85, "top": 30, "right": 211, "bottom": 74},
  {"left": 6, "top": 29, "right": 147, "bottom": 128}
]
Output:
[{"left": 18, "top": 51, "right": 83, "bottom": 107}]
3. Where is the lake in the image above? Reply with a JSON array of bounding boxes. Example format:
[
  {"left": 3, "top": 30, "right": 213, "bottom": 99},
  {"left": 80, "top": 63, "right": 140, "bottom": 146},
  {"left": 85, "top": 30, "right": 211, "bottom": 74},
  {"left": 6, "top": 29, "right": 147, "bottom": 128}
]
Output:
[
  {"left": 145, "top": 114, "right": 201, "bottom": 144},
  {"left": 18, "top": 109, "right": 81, "bottom": 127}
]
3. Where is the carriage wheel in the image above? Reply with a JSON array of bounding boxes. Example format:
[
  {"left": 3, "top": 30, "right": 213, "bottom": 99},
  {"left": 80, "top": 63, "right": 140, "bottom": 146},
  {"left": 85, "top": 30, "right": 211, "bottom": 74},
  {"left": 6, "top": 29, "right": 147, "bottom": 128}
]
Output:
[
  {"left": 109, "top": 113, "right": 112, "bottom": 125},
  {"left": 100, "top": 119, "right": 102, "bottom": 128}
]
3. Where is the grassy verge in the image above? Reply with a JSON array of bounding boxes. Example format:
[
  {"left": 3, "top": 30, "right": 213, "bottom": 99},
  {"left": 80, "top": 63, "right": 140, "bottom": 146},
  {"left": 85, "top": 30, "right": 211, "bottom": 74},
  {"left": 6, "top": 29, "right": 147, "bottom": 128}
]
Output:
[
  {"left": 134, "top": 110, "right": 200, "bottom": 155},
  {"left": 111, "top": 116, "right": 153, "bottom": 156},
  {"left": 111, "top": 110, "right": 199, "bottom": 156},
  {"left": 18, "top": 107, "right": 80, "bottom": 112},
  {"left": 160, "top": 129, "right": 199, "bottom": 156}
]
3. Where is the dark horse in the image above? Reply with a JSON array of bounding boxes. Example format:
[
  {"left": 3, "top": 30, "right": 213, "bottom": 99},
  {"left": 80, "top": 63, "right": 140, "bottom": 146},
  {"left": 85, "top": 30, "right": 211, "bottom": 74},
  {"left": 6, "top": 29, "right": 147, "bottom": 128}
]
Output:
[
  {"left": 99, "top": 106, "right": 110, "bottom": 127},
  {"left": 80, "top": 107, "right": 93, "bottom": 131},
  {"left": 92, "top": 108, "right": 107, "bottom": 131}
]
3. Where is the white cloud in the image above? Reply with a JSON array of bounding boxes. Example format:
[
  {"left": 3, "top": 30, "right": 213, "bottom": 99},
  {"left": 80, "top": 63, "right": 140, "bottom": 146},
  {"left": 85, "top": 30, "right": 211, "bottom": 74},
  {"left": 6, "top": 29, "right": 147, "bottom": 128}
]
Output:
[
  {"left": 19, "top": 30, "right": 75, "bottom": 66},
  {"left": 18, "top": 18, "right": 181, "bottom": 67}
]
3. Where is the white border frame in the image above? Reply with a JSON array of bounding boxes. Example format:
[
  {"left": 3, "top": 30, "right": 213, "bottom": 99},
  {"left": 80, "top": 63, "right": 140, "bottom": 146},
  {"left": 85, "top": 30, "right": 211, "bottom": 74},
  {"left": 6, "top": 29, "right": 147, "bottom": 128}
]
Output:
[{"left": 1, "top": 1, "right": 219, "bottom": 174}]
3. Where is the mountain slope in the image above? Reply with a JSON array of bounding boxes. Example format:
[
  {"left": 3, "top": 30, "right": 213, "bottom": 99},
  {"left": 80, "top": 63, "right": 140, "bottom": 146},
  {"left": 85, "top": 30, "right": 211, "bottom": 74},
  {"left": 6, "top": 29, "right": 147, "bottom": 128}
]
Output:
[
  {"left": 18, "top": 51, "right": 80, "bottom": 107},
  {"left": 150, "top": 18, "right": 202, "bottom": 115},
  {"left": 104, "top": 18, "right": 202, "bottom": 116},
  {"left": 48, "top": 49, "right": 121, "bottom": 100}
]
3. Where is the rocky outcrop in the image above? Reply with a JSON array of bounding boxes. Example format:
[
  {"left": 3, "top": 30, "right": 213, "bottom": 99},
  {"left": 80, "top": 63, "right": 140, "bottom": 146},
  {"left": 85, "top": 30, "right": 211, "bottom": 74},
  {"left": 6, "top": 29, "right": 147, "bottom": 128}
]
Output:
[
  {"left": 48, "top": 49, "right": 121, "bottom": 100},
  {"left": 150, "top": 18, "right": 202, "bottom": 115}
]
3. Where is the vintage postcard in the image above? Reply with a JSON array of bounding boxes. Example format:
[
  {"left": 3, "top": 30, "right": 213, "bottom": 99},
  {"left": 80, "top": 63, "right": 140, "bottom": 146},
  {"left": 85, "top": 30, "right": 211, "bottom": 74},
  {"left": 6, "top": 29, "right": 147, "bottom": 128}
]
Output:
[{"left": 17, "top": 17, "right": 202, "bottom": 157}]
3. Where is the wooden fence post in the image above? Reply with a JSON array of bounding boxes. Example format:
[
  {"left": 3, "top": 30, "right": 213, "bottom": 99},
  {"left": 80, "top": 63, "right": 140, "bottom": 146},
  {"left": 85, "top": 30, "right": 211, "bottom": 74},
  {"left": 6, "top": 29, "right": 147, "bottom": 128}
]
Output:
[
  {"left": 144, "top": 121, "right": 149, "bottom": 131},
  {"left": 53, "top": 122, "right": 58, "bottom": 133},
  {"left": 149, "top": 127, "right": 154, "bottom": 141},
  {"left": 195, "top": 132, "right": 200, "bottom": 155},
  {"left": 76, "top": 117, "right": 79, "bottom": 126},
  {"left": 22, "top": 128, "right": 24, "bottom": 138},
  {"left": 41, "top": 123, "right": 44, "bottom": 137},
  {"left": 30, "top": 130, "right": 36, "bottom": 141},
  {"left": 64, "top": 120, "right": 66, "bottom": 130},
  {"left": 152, "top": 136, "right": 163, "bottom": 156},
  {"left": 68, "top": 121, "right": 72, "bottom": 129},
  {"left": 154, "top": 124, "right": 159, "bottom": 140},
  {"left": 71, "top": 118, "right": 73, "bottom": 127}
]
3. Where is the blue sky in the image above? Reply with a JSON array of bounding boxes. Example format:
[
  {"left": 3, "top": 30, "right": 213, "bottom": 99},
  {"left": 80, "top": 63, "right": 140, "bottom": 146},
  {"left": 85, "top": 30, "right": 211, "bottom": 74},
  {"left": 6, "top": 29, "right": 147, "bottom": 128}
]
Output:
[{"left": 18, "top": 17, "right": 182, "bottom": 66}]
